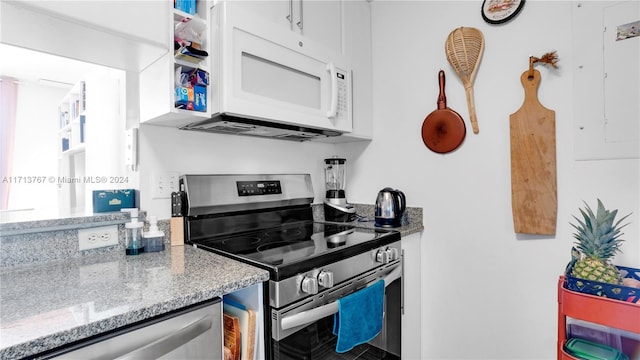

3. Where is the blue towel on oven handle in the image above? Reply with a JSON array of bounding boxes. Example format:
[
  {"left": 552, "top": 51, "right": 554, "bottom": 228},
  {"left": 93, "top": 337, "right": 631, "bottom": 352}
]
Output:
[{"left": 332, "top": 280, "right": 385, "bottom": 353}]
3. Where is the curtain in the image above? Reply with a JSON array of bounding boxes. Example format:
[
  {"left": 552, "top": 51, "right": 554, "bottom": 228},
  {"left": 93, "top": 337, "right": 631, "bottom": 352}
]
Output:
[{"left": 1, "top": 76, "right": 18, "bottom": 210}]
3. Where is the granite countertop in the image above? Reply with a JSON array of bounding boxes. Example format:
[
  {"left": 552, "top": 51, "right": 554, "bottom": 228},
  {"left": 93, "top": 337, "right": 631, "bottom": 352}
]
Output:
[
  {"left": 0, "top": 203, "right": 424, "bottom": 359},
  {"left": 0, "top": 246, "right": 269, "bottom": 359},
  {"left": 313, "top": 203, "right": 424, "bottom": 237}
]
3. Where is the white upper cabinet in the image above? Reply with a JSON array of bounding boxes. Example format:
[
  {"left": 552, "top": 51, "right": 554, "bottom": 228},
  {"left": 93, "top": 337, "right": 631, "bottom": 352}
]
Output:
[
  {"left": 229, "top": 0, "right": 344, "bottom": 57},
  {"left": 318, "top": 0, "right": 373, "bottom": 142},
  {"left": 139, "top": 0, "right": 373, "bottom": 142},
  {"left": 139, "top": 1, "right": 212, "bottom": 127},
  {"left": 208, "top": 1, "right": 352, "bottom": 133},
  {"left": 294, "top": 0, "right": 343, "bottom": 55}
]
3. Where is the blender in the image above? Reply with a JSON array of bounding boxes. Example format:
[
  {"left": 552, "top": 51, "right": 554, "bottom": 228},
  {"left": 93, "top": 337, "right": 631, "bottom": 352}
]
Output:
[{"left": 323, "top": 156, "right": 356, "bottom": 222}]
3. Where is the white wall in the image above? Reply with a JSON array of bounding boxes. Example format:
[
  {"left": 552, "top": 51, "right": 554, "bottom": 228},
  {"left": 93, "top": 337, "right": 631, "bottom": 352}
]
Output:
[
  {"left": 8, "top": 83, "right": 65, "bottom": 211},
  {"left": 83, "top": 73, "right": 130, "bottom": 211},
  {"left": 337, "top": 1, "right": 639, "bottom": 359},
  {"left": 138, "top": 124, "right": 339, "bottom": 219}
]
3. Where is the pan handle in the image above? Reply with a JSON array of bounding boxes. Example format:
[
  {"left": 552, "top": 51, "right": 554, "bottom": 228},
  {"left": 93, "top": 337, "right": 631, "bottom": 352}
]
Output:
[{"left": 437, "top": 70, "right": 447, "bottom": 110}]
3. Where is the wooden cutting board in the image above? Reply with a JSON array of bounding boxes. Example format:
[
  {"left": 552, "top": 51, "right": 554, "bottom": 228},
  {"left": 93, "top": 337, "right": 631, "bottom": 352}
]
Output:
[
  {"left": 223, "top": 313, "right": 241, "bottom": 360},
  {"left": 509, "top": 69, "right": 557, "bottom": 235},
  {"left": 224, "top": 301, "right": 256, "bottom": 360}
]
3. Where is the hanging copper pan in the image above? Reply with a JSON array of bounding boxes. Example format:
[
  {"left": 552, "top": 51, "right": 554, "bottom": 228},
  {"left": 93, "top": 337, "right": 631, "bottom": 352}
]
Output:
[{"left": 421, "top": 70, "right": 466, "bottom": 153}]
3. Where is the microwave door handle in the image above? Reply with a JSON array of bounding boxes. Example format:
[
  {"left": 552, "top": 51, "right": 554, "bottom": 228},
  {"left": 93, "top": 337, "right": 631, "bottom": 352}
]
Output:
[{"left": 326, "top": 63, "right": 338, "bottom": 119}]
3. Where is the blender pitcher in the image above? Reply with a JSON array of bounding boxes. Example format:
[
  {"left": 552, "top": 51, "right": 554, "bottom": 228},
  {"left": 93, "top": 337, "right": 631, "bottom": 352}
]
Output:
[{"left": 323, "top": 156, "right": 356, "bottom": 222}]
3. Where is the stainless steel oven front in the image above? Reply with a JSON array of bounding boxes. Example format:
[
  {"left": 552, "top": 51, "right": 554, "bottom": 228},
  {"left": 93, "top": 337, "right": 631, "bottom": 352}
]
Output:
[
  {"left": 179, "top": 174, "right": 403, "bottom": 360},
  {"left": 269, "top": 241, "right": 402, "bottom": 360}
]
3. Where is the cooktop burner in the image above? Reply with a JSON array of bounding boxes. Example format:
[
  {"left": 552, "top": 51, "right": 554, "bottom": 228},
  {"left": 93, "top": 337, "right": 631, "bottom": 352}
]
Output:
[{"left": 190, "top": 221, "right": 399, "bottom": 280}]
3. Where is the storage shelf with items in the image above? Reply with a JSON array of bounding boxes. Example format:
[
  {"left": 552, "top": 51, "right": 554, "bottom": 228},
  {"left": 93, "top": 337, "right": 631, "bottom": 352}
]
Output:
[
  {"left": 223, "top": 283, "right": 265, "bottom": 360},
  {"left": 173, "top": 6, "right": 209, "bottom": 113},
  {"left": 557, "top": 273, "right": 640, "bottom": 360},
  {"left": 139, "top": 2, "right": 210, "bottom": 126},
  {"left": 58, "top": 81, "right": 86, "bottom": 156}
]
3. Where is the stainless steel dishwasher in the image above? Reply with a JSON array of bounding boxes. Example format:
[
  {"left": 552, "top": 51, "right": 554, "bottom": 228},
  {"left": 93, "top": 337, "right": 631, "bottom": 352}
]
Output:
[{"left": 44, "top": 299, "right": 222, "bottom": 360}]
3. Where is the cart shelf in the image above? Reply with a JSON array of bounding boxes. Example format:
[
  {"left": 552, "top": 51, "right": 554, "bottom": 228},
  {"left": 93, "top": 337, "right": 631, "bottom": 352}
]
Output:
[{"left": 557, "top": 276, "right": 640, "bottom": 359}]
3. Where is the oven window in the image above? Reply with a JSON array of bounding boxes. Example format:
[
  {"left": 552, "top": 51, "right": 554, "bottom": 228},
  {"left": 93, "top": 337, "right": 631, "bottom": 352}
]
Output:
[
  {"left": 241, "top": 52, "right": 321, "bottom": 110},
  {"left": 272, "top": 315, "right": 399, "bottom": 360}
]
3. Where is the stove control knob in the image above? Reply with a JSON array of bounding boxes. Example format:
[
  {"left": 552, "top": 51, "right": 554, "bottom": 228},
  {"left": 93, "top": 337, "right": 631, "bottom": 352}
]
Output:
[
  {"left": 301, "top": 276, "right": 318, "bottom": 295},
  {"left": 386, "top": 247, "right": 399, "bottom": 261},
  {"left": 376, "top": 248, "right": 390, "bottom": 264},
  {"left": 318, "top": 270, "right": 334, "bottom": 288}
]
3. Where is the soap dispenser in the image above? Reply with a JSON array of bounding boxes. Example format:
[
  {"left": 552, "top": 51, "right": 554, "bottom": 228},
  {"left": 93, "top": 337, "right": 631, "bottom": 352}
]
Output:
[
  {"left": 124, "top": 208, "right": 144, "bottom": 255},
  {"left": 143, "top": 216, "right": 165, "bottom": 252}
]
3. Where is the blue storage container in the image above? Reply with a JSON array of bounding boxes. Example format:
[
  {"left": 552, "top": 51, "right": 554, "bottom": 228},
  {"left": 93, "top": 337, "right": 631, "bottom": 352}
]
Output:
[{"left": 93, "top": 189, "right": 136, "bottom": 213}]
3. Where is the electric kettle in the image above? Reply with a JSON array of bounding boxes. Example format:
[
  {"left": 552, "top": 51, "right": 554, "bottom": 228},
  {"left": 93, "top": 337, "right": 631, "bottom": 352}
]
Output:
[{"left": 375, "top": 188, "right": 406, "bottom": 228}]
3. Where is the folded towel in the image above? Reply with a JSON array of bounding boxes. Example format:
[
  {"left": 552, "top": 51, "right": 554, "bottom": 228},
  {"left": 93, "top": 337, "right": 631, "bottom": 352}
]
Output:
[{"left": 332, "top": 280, "right": 385, "bottom": 353}]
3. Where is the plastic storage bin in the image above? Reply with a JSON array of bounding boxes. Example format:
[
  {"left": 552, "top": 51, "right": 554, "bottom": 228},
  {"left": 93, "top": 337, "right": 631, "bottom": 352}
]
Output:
[
  {"left": 568, "top": 319, "right": 622, "bottom": 352},
  {"left": 564, "top": 338, "right": 629, "bottom": 360}
]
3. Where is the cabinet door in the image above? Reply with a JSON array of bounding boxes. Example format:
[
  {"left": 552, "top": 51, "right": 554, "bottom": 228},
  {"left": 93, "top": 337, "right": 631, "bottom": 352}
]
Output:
[
  {"left": 401, "top": 233, "right": 422, "bottom": 359},
  {"left": 296, "top": 0, "right": 343, "bottom": 55},
  {"left": 318, "top": 0, "right": 372, "bottom": 143},
  {"left": 229, "top": 0, "right": 344, "bottom": 55},
  {"left": 230, "top": 0, "right": 292, "bottom": 29}
]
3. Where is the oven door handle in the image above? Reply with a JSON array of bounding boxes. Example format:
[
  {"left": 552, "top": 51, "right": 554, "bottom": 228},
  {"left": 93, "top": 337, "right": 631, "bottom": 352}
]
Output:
[{"left": 280, "top": 265, "right": 401, "bottom": 331}]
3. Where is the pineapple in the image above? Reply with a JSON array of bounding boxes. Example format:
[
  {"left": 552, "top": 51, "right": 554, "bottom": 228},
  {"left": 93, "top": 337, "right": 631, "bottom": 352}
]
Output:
[{"left": 568, "top": 199, "right": 631, "bottom": 284}]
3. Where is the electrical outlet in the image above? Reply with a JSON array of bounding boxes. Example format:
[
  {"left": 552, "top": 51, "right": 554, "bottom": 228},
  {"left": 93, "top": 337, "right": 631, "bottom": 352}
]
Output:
[
  {"left": 78, "top": 225, "right": 119, "bottom": 251},
  {"left": 152, "top": 171, "right": 180, "bottom": 199}
]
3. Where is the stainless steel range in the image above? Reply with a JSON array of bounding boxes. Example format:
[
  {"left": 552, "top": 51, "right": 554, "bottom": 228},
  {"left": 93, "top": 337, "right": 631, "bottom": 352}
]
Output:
[{"left": 177, "top": 174, "right": 402, "bottom": 359}]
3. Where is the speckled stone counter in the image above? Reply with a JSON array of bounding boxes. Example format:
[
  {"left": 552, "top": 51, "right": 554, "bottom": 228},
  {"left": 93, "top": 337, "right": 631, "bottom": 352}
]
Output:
[
  {"left": 0, "top": 212, "right": 133, "bottom": 236},
  {"left": 0, "top": 246, "right": 269, "bottom": 359},
  {"left": 312, "top": 203, "right": 424, "bottom": 237}
]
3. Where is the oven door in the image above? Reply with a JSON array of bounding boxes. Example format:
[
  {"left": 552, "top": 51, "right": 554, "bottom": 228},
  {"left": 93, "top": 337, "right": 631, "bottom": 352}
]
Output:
[{"left": 271, "top": 261, "right": 401, "bottom": 360}]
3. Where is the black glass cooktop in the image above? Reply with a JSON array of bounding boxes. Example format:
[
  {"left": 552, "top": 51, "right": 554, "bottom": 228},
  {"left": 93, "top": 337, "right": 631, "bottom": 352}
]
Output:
[{"left": 190, "top": 221, "right": 400, "bottom": 280}]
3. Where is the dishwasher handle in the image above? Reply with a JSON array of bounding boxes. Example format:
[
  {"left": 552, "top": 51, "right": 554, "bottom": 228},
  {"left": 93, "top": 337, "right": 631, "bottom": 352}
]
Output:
[{"left": 116, "top": 315, "right": 213, "bottom": 360}]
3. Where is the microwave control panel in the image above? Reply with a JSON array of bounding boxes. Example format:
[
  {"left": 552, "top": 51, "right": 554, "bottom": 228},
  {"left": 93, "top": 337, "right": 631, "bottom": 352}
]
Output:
[
  {"left": 336, "top": 71, "right": 348, "bottom": 119},
  {"left": 237, "top": 180, "right": 282, "bottom": 196}
]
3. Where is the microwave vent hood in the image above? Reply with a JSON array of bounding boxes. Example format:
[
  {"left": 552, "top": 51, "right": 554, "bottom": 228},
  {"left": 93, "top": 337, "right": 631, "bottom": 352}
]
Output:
[{"left": 179, "top": 114, "right": 342, "bottom": 142}]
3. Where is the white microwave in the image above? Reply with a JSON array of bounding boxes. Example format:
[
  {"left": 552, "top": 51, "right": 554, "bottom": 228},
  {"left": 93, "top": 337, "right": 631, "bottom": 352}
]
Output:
[{"left": 181, "top": 1, "right": 353, "bottom": 140}]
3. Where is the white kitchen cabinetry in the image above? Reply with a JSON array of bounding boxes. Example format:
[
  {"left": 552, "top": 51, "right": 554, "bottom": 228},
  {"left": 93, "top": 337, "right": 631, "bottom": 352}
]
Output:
[
  {"left": 321, "top": 0, "right": 373, "bottom": 142},
  {"left": 207, "top": 1, "right": 352, "bottom": 134},
  {"left": 139, "top": 0, "right": 372, "bottom": 142},
  {"left": 231, "top": 0, "right": 375, "bottom": 142},
  {"left": 230, "top": 0, "right": 344, "bottom": 56},
  {"left": 140, "top": 3, "right": 212, "bottom": 127},
  {"left": 402, "top": 232, "right": 422, "bottom": 359}
]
